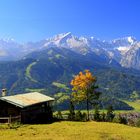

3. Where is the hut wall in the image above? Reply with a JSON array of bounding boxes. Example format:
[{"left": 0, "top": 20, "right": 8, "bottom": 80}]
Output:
[
  {"left": 0, "top": 100, "right": 53, "bottom": 123},
  {"left": 0, "top": 100, "right": 20, "bottom": 117},
  {"left": 21, "top": 101, "right": 53, "bottom": 123}
]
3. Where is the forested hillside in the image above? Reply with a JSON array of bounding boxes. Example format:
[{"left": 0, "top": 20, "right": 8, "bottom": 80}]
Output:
[{"left": 0, "top": 47, "right": 140, "bottom": 110}]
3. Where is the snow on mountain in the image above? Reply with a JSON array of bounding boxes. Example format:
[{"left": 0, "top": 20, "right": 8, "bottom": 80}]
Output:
[
  {"left": 41, "top": 33, "right": 140, "bottom": 70},
  {"left": 44, "top": 32, "right": 73, "bottom": 47},
  {"left": 44, "top": 32, "right": 92, "bottom": 54},
  {"left": 117, "top": 46, "right": 131, "bottom": 55},
  {"left": 127, "top": 36, "right": 136, "bottom": 45},
  {"left": 120, "top": 42, "right": 140, "bottom": 69},
  {"left": 111, "top": 36, "right": 137, "bottom": 46},
  {"left": 107, "top": 36, "right": 137, "bottom": 61},
  {"left": 0, "top": 32, "right": 140, "bottom": 70},
  {"left": 33, "top": 34, "right": 140, "bottom": 70}
]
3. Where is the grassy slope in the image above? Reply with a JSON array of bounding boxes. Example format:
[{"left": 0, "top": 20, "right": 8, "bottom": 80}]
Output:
[
  {"left": 52, "top": 82, "right": 69, "bottom": 90},
  {"left": 25, "top": 62, "right": 37, "bottom": 83},
  {"left": 25, "top": 88, "right": 45, "bottom": 92},
  {"left": 124, "top": 100, "right": 140, "bottom": 112},
  {"left": 0, "top": 121, "right": 140, "bottom": 140}
]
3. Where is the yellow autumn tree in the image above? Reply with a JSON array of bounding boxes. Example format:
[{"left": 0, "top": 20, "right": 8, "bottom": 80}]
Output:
[{"left": 70, "top": 69, "right": 101, "bottom": 120}]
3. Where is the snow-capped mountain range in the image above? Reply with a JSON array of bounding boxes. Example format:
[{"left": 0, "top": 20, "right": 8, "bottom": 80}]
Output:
[{"left": 0, "top": 32, "right": 140, "bottom": 70}]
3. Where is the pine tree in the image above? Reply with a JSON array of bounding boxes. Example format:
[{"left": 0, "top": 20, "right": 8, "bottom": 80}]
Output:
[
  {"left": 94, "top": 106, "right": 100, "bottom": 121},
  {"left": 68, "top": 100, "right": 75, "bottom": 121},
  {"left": 106, "top": 105, "right": 115, "bottom": 122}
]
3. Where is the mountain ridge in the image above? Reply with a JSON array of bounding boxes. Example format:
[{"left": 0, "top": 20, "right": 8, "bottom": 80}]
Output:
[{"left": 0, "top": 32, "right": 139, "bottom": 70}]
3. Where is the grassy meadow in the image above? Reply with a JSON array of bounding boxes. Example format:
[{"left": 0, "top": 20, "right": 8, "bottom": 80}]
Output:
[
  {"left": 123, "top": 100, "right": 140, "bottom": 112},
  {"left": 1, "top": 96, "right": 140, "bottom": 140},
  {"left": 0, "top": 121, "right": 140, "bottom": 140},
  {"left": 1, "top": 100, "right": 140, "bottom": 140}
]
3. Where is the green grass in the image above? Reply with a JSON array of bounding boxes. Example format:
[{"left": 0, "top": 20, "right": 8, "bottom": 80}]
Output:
[
  {"left": 52, "top": 82, "right": 69, "bottom": 90},
  {"left": 0, "top": 121, "right": 140, "bottom": 140},
  {"left": 25, "top": 62, "right": 38, "bottom": 83},
  {"left": 102, "top": 99, "right": 140, "bottom": 113},
  {"left": 25, "top": 88, "right": 45, "bottom": 92},
  {"left": 55, "top": 54, "right": 62, "bottom": 58},
  {"left": 123, "top": 100, "right": 140, "bottom": 112}
]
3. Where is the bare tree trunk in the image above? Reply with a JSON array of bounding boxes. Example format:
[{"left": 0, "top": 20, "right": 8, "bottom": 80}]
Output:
[{"left": 87, "top": 95, "right": 89, "bottom": 121}]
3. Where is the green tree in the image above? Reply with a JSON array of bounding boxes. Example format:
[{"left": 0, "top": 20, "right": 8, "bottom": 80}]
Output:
[
  {"left": 94, "top": 106, "right": 100, "bottom": 121},
  {"left": 68, "top": 100, "right": 75, "bottom": 121},
  {"left": 56, "top": 111, "right": 63, "bottom": 120},
  {"left": 101, "top": 112, "right": 106, "bottom": 122},
  {"left": 106, "top": 105, "right": 115, "bottom": 122},
  {"left": 75, "top": 110, "right": 83, "bottom": 121}
]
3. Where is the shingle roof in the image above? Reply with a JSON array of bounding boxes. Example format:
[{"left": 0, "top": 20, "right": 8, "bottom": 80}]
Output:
[{"left": 0, "top": 92, "right": 54, "bottom": 108}]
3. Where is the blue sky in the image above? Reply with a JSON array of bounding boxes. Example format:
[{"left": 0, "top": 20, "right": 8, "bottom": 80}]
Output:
[{"left": 0, "top": 0, "right": 140, "bottom": 42}]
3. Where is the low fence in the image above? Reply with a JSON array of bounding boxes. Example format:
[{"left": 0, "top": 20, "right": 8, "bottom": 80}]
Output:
[{"left": 0, "top": 115, "right": 21, "bottom": 124}]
